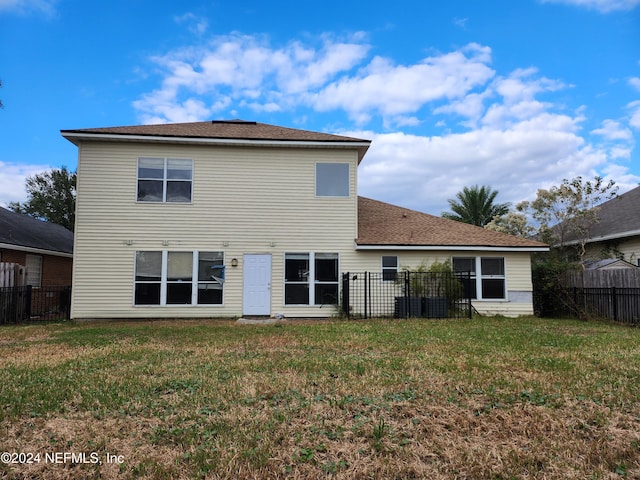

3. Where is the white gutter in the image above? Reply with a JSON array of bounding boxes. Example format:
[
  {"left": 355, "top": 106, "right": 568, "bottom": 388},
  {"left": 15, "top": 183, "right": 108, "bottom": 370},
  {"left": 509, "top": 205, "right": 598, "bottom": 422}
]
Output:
[
  {"left": 61, "top": 132, "right": 371, "bottom": 150},
  {"left": 561, "top": 228, "right": 640, "bottom": 246},
  {"left": 0, "top": 243, "right": 73, "bottom": 258},
  {"left": 355, "top": 244, "right": 549, "bottom": 252}
]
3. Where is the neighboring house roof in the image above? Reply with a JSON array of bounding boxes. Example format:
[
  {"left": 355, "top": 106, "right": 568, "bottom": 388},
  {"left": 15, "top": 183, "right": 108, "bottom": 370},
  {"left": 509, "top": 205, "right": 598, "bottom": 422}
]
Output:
[
  {"left": 356, "top": 197, "right": 548, "bottom": 251},
  {"left": 584, "top": 258, "right": 638, "bottom": 270},
  {"left": 0, "top": 207, "right": 74, "bottom": 257},
  {"left": 563, "top": 185, "right": 640, "bottom": 245},
  {"left": 61, "top": 119, "right": 372, "bottom": 162}
]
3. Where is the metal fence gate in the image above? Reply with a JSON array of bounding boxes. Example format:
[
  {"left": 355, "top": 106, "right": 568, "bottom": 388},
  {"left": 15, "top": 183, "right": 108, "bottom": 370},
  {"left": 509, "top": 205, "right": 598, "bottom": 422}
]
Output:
[
  {"left": 342, "top": 271, "right": 472, "bottom": 319},
  {"left": 0, "top": 285, "right": 71, "bottom": 324}
]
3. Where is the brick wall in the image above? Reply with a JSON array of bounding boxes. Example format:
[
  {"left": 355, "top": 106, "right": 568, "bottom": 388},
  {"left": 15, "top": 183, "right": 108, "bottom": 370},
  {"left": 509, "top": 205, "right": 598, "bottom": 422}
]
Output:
[
  {"left": 0, "top": 248, "right": 72, "bottom": 286},
  {"left": 0, "top": 249, "right": 26, "bottom": 265},
  {"left": 42, "top": 255, "right": 73, "bottom": 286}
]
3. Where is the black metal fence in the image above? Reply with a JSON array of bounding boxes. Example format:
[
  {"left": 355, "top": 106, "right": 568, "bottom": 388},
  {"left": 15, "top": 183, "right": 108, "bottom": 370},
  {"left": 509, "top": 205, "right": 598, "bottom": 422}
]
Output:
[
  {"left": 0, "top": 285, "right": 71, "bottom": 324},
  {"left": 342, "top": 271, "right": 472, "bottom": 319},
  {"left": 569, "top": 287, "right": 640, "bottom": 324}
]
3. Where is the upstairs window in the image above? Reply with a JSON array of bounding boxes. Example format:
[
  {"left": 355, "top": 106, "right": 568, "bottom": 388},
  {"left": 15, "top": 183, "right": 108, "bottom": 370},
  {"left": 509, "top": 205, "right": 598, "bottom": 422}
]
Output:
[
  {"left": 137, "top": 158, "right": 193, "bottom": 203},
  {"left": 316, "top": 163, "right": 349, "bottom": 197}
]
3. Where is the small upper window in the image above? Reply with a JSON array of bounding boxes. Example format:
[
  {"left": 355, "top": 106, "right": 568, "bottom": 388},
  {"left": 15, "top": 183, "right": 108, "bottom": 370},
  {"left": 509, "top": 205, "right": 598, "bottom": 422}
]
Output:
[
  {"left": 138, "top": 158, "right": 192, "bottom": 203},
  {"left": 316, "top": 163, "right": 349, "bottom": 197},
  {"left": 382, "top": 256, "right": 398, "bottom": 281}
]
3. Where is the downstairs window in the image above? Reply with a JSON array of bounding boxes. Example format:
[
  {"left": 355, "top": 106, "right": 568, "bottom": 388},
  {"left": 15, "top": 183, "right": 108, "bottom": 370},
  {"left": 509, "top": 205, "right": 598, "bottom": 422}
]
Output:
[
  {"left": 284, "top": 252, "right": 339, "bottom": 305},
  {"left": 452, "top": 257, "right": 505, "bottom": 300},
  {"left": 134, "top": 251, "right": 224, "bottom": 306}
]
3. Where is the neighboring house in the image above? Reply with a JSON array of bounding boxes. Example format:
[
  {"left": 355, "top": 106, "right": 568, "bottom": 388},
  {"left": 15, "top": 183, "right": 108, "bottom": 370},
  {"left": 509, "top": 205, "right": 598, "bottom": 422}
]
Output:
[
  {"left": 583, "top": 258, "right": 638, "bottom": 270},
  {"left": 562, "top": 185, "right": 640, "bottom": 265},
  {"left": 61, "top": 120, "right": 547, "bottom": 319},
  {"left": 0, "top": 207, "right": 74, "bottom": 287}
]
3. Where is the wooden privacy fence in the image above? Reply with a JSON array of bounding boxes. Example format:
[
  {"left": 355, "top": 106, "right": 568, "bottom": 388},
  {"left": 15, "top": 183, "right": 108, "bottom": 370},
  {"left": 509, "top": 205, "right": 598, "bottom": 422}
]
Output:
[
  {"left": 569, "top": 287, "right": 640, "bottom": 324},
  {"left": 564, "top": 269, "right": 640, "bottom": 288},
  {"left": 561, "top": 269, "right": 640, "bottom": 324}
]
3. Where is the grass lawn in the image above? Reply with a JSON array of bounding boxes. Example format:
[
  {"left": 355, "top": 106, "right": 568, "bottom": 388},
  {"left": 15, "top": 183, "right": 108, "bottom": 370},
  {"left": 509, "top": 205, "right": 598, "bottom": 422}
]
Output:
[{"left": 1, "top": 316, "right": 639, "bottom": 479}]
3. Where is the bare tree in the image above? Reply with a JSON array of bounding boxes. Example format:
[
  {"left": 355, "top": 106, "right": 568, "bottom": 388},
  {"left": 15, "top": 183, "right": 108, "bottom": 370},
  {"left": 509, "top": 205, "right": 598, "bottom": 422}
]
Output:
[{"left": 517, "top": 175, "right": 618, "bottom": 263}]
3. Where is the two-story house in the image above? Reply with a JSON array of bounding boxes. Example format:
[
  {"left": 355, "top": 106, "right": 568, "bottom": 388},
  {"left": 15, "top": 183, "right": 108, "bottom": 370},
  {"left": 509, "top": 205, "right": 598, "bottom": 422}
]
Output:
[{"left": 61, "top": 120, "right": 547, "bottom": 319}]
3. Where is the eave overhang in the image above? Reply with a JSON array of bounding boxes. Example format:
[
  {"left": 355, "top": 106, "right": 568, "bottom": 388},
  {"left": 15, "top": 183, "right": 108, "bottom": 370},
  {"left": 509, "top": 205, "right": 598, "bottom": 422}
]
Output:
[
  {"left": 560, "top": 228, "right": 640, "bottom": 247},
  {"left": 61, "top": 132, "right": 371, "bottom": 163},
  {"left": 0, "top": 243, "right": 73, "bottom": 258},
  {"left": 355, "top": 243, "right": 549, "bottom": 252}
]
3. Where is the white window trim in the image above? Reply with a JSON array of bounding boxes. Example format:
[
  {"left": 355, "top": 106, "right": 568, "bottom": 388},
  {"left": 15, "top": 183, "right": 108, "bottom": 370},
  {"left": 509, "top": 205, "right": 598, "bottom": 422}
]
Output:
[
  {"left": 381, "top": 255, "right": 398, "bottom": 281},
  {"left": 479, "top": 257, "right": 507, "bottom": 301},
  {"left": 134, "top": 250, "right": 224, "bottom": 307},
  {"left": 284, "top": 252, "right": 340, "bottom": 306},
  {"left": 453, "top": 256, "right": 507, "bottom": 301},
  {"left": 136, "top": 157, "right": 193, "bottom": 204}
]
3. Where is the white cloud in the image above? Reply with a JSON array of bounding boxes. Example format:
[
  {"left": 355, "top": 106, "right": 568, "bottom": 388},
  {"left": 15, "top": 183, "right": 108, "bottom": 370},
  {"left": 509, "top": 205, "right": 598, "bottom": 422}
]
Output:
[
  {"left": 0, "top": 0, "right": 57, "bottom": 15},
  {"left": 174, "top": 13, "right": 208, "bottom": 35},
  {"left": 628, "top": 100, "right": 640, "bottom": 129},
  {"left": 434, "top": 68, "right": 566, "bottom": 129},
  {"left": 0, "top": 161, "right": 50, "bottom": 207},
  {"left": 134, "top": 32, "right": 640, "bottom": 215},
  {"left": 453, "top": 17, "right": 469, "bottom": 29},
  {"left": 134, "top": 37, "right": 495, "bottom": 127},
  {"left": 351, "top": 118, "right": 631, "bottom": 214},
  {"left": 629, "top": 77, "right": 640, "bottom": 91},
  {"left": 540, "top": 0, "right": 640, "bottom": 12},
  {"left": 311, "top": 43, "right": 494, "bottom": 124},
  {"left": 134, "top": 33, "right": 370, "bottom": 124},
  {"left": 591, "top": 119, "right": 633, "bottom": 140},
  {"left": 342, "top": 67, "right": 638, "bottom": 214}
]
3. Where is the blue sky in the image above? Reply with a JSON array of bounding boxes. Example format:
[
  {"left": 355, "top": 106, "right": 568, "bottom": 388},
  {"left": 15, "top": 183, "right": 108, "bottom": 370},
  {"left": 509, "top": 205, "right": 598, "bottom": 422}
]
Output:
[{"left": 1, "top": 0, "right": 639, "bottom": 215}]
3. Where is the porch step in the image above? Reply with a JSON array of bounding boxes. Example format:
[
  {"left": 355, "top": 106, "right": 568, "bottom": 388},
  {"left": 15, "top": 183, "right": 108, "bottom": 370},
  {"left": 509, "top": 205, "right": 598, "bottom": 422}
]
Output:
[{"left": 236, "top": 316, "right": 285, "bottom": 325}]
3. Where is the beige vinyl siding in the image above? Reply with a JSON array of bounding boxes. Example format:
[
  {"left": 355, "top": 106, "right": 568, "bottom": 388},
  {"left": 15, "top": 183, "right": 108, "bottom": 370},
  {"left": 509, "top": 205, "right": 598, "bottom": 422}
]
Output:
[
  {"left": 72, "top": 141, "right": 358, "bottom": 319},
  {"left": 584, "top": 236, "right": 640, "bottom": 266},
  {"left": 346, "top": 250, "right": 535, "bottom": 317},
  {"left": 615, "top": 237, "right": 640, "bottom": 265}
]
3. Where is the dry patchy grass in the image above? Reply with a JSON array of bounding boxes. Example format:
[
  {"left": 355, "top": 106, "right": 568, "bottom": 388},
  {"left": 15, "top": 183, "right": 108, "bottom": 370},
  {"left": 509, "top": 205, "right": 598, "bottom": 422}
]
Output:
[{"left": 1, "top": 317, "right": 639, "bottom": 479}]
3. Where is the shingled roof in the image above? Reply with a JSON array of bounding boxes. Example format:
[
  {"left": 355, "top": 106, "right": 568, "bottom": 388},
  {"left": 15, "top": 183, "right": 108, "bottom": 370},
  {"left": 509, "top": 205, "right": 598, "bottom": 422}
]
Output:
[
  {"left": 563, "top": 185, "right": 640, "bottom": 244},
  {"left": 0, "top": 207, "right": 74, "bottom": 256},
  {"left": 357, "top": 197, "right": 548, "bottom": 250},
  {"left": 61, "top": 120, "right": 371, "bottom": 161}
]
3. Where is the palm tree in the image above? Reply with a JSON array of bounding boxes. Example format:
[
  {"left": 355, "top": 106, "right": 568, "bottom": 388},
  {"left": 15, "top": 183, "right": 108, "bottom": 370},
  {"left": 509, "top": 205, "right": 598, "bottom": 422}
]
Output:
[{"left": 442, "top": 185, "right": 510, "bottom": 227}]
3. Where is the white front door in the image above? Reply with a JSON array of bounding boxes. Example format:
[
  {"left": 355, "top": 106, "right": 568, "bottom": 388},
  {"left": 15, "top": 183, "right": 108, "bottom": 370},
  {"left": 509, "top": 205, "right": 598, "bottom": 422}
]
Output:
[{"left": 243, "top": 254, "right": 272, "bottom": 315}]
